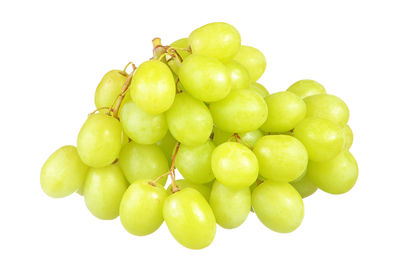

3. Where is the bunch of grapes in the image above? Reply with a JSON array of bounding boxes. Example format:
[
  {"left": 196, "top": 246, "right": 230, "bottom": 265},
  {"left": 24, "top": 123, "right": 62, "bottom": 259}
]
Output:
[{"left": 40, "top": 22, "right": 358, "bottom": 250}]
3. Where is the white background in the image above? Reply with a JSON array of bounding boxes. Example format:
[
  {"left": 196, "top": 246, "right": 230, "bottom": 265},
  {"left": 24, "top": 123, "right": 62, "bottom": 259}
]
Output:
[{"left": 1, "top": 0, "right": 399, "bottom": 265}]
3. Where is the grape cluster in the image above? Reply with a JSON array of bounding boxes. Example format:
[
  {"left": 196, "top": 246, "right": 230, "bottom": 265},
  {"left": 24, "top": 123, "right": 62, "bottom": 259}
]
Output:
[{"left": 40, "top": 22, "right": 358, "bottom": 249}]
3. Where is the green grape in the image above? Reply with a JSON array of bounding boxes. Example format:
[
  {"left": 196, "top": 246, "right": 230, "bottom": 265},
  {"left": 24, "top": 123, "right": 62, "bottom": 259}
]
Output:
[
  {"left": 342, "top": 124, "right": 354, "bottom": 149},
  {"left": 130, "top": 60, "right": 175, "bottom": 115},
  {"left": 119, "top": 142, "right": 169, "bottom": 185},
  {"left": 253, "top": 135, "right": 308, "bottom": 182},
  {"left": 252, "top": 180, "right": 304, "bottom": 233},
  {"left": 293, "top": 117, "right": 345, "bottom": 162},
  {"left": 120, "top": 179, "right": 168, "bottom": 236},
  {"left": 156, "top": 131, "right": 177, "bottom": 165},
  {"left": 212, "top": 126, "right": 232, "bottom": 146},
  {"left": 178, "top": 54, "right": 231, "bottom": 102},
  {"left": 260, "top": 91, "right": 306, "bottom": 133},
  {"left": 167, "top": 179, "right": 211, "bottom": 201},
  {"left": 287, "top": 79, "right": 326, "bottom": 99},
  {"left": 77, "top": 113, "right": 122, "bottom": 168},
  {"left": 120, "top": 100, "right": 168, "bottom": 144},
  {"left": 168, "top": 38, "right": 191, "bottom": 74},
  {"left": 163, "top": 188, "right": 216, "bottom": 249},
  {"left": 211, "top": 142, "right": 258, "bottom": 189},
  {"left": 248, "top": 82, "right": 269, "bottom": 99},
  {"left": 209, "top": 89, "right": 268, "bottom": 133},
  {"left": 290, "top": 171, "right": 318, "bottom": 198},
  {"left": 304, "top": 94, "right": 349, "bottom": 127},
  {"left": 233, "top": 45, "right": 266, "bottom": 82},
  {"left": 121, "top": 132, "right": 130, "bottom": 146},
  {"left": 83, "top": 164, "right": 128, "bottom": 220},
  {"left": 212, "top": 127, "right": 263, "bottom": 148},
  {"left": 175, "top": 140, "right": 215, "bottom": 184},
  {"left": 166, "top": 92, "right": 213, "bottom": 146},
  {"left": 94, "top": 70, "right": 127, "bottom": 110},
  {"left": 209, "top": 180, "right": 251, "bottom": 229},
  {"left": 308, "top": 150, "right": 358, "bottom": 194},
  {"left": 225, "top": 60, "right": 250, "bottom": 90},
  {"left": 41, "top": 146, "right": 88, "bottom": 198},
  {"left": 189, "top": 22, "right": 241, "bottom": 63}
]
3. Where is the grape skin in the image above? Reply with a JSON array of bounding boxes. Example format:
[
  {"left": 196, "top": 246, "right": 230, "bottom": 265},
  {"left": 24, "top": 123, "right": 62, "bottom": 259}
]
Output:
[
  {"left": 287, "top": 79, "right": 326, "bottom": 99},
  {"left": 94, "top": 70, "right": 127, "bottom": 111},
  {"left": 290, "top": 170, "right": 318, "bottom": 198},
  {"left": 225, "top": 60, "right": 250, "bottom": 90},
  {"left": 342, "top": 124, "right": 354, "bottom": 149},
  {"left": 212, "top": 127, "right": 264, "bottom": 148},
  {"left": 167, "top": 179, "right": 211, "bottom": 201},
  {"left": 233, "top": 45, "right": 266, "bottom": 82},
  {"left": 156, "top": 131, "right": 177, "bottom": 165},
  {"left": 248, "top": 82, "right": 269, "bottom": 99}
]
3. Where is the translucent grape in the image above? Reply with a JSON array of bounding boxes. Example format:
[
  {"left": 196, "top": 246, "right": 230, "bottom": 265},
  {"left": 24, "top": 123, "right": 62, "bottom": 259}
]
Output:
[
  {"left": 120, "top": 180, "right": 168, "bottom": 236},
  {"left": 211, "top": 142, "right": 258, "bottom": 189},
  {"left": 233, "top": 45, "right": 266, "bottom": 82},
  {"left": 167, "top": 179, "right": 211, "bottom": 201},
  {"left": 77, "top": 113, "right": 122, "bottom": 168},
  {"left": 156, "top": 131, "right": 177, "bottom": 165},
  {"left": 209, "top": 180, "right": 251, "bottom": 229},
  {"left": 209, "top": 89, "right": 268, "bottom": 133},
  {"left": 342, "top": 124, "right": 354, "bottom": 149},
  {"left": 189, "top": 22, "right": 241, "bottom": 63},
  {"left": 252, "top": 180, "right": 304, "bottom": 233},
  {"left": 290, "top": 171, "right": 318, "bottom": 198},
  {"left": 163, "top": 188, "right": 216, "bottom": 249},
  {"left": 293, "top": 117, "right": 345, "bottom": 162},
  {"left": 212, "top": 127, "right": 263, "bottom": 148},
  {"left": 179, "top": 54, "right": 231, "bottom": 102},
  {"left": 166, "top": 92, "right": 213, "bottom": 146},
  {"left": 248, "top": 82, "right": 269, "bottom": 99},
  {"left": 226, "top": 60, "right": 250, "bottom": 90},
  {"left": 212, "top": 127, "right": 232, "bottom": 146},
  {"left": 308, "top": 150, "right": 358, "bottom": 194},
  {"left": 260, "top": 91, "right": 306, "bottom": 133},
  {"left": 83, "top": 164, "right": 128, "bottom": 220},
  {"left": 41, "top": 146, "right": 88, "bottom": 198},
  {"left": 287, "top": 79, "right": 326, "bottom": 99},
  {"left": 120, "top": 100, "right": 167, "bottom": 144},
  {"left": 94, "top": 70, "right": 127, "bottom": 110},
  {"left": 253, "top": 135, "right": 308, "bottom": 182},
  {"left": 168, "top": 38, "right": 191, "bottom": 74},
  {"left": 130, "top": 60, "right": 175, "bottom": 115}
]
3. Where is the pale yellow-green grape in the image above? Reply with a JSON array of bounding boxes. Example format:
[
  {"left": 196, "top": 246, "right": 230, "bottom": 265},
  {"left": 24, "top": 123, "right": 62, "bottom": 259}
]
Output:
[
  {"left": 247, "top": 82, "right": 269, "bottom": 99},
  {"left": 308, "top": 150, "right": 358, "bottom": 194},
  {"left": 211, "top": 142, "right": 258, "bottom": 189},
  {"left": 168, "top": 38, "right": 191, "bottom": 75},
  {"left": 175, "top": 140, "right": 215, "bottom": 184},
  {"left": 121, "top": 132, "right": 129, "bottom": 146},
  {"left": 233, "top": 45, "right": 266, "bottom": 82},
  {"left": 287, "top": 79, "right": 326, "bottom": 99},
  {"left": 156, "top": 131, "right": 177, "bottom": 165},
  {"left": 209, "top": 180, "right": 251, "bottom": 229},
  {"left": 130, "top": 60, "right": 175, "bottom": 115},
  {"left": 252, "top": 180, "right": 304, "bottom": 233},
  {"left": 304, "top": 94, "right": 349, "bottom": 127},
  {"left": 120, "top": 180, "right": 168, "bottom": 236},
  {"left": 290, "top": 171, "right": 318, "bottom": 198},
  {"left": 119, "top": 142, "right": 169, "bottom": 185},
  {"left": 77, "top": 113, "right": 122, "bottom": 168},
  {"left": 189, "top": 22, "right": 241, "bottom": 63},
  {"left": 94, "top": 70, "right": 127, "bottom": 110},
  {"left": 166, "top": 92, "right": 213, "bottom": 146},
  {"left": 209, "top": 89, "right": 268, "bottom": 133},
  {"left": 83, "top": 164, "right": 128, "bottom": 220},
  {"left": 41, "top": 146, "right": 88, "bottom": 198},
  {"left": 260, "top": 91, "right": 306, "bottom": 133},
  {"left": 179, "top": 54, "right": 231, "bottom": 102},
  {"left": 212, "top": 126, "right": 232, "bottom": 146},
  {"left": 212, "top": 127, "right": 263, "bottom": 148},
  {"left": 167, "top": 179, "right": 211, "bottom": 201},
  {"left": 342, "top": 124, "right": 354, "bottom": 149},
  {"left": 293, "top": 117, "right": 345, "bottom": 162},
  {"left": 163, "top": 188, "right": 216, "bottom": 249},
  {"left": 253, "top": 135, "right": 308, "bottom": 182},
  {"left": 120, "top": 100, "right": 168, "bottom": 144},
  {"left": 225, "top": 60, "right": 250, "bottom": 90}
]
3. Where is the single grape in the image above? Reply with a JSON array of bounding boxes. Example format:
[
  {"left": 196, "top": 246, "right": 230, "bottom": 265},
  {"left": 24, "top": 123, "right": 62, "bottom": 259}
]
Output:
[
  {"left": 156, "top": 131, "right": 177, "bottom": 165},
  {"left": 253, "top": 135, "right": 308, "bottom": 182},
  {"left": 166, "top": 92, "right": 213, "bottom": 146},
  {"left": 260, "top": 91, "right": 306, "bottom": 133},
  {"left": 290, "top": 171, "right": 318, "bottom": 198},
  {"left": 233, "top": 45, "right": 266, "bottom": 82},
  {"left": 94, "top": 70, "right": 127, "bottom": 111},
  {"left": 308, "top": 150, "right": 358, "bottom": 194},
  {"left": 83, "top": 164, "right": 128, "bottom": 220},
  {"left": 40, "top": 146, "right": 88, "bottom": 198},
  {"left": 189, "top": 22, "right": 241, "bottom": 63},
  {"left": 209, "top": 89, "right": 268, "bottom": 133},
  {"left": 304, "top": 94, "right": 349, "bottom": 127},
  {"left": 225, "top": 60, "right": 250, "bottom": 90},
  {"left": 209, "top": 180, "right": 251, "bottom": 229},
  {"left": 77, "top": 113, "right": 122, "bottom": 168},
  {"left": 120, "top": 179, "right": 168, "bottom": 236},
  {"left": 212, "top": 127, "right": 263, "bottom": 148},
  {"left": 119, "top": 142, "right": 169, "bottom": 185},
  {"left": 287, "top": 79, "right": 326, "bottom": 99},
  {"left": 252, "top": 180, "right": 304, "bottom": 233},
  {"left": 167, "top": 179, "right": 211, "bottom": 201},
  {"left": 212, "top": 127, "right": 232, "bottom": 146},
  {"left": 293, "top": 117, "right": 345, "bottom": 162},
  {"left": 175, "top": 140, "right": 215, "bottom": 184},
  {"left": 168, "top": 38, "right": 191, "bottom": 74},
  {"left": 211, "top": 142, "right": 258, "bottom": 189},
  {"left": 178, "top": 54, "right": 231, "bottom": 102},
  {"left": 130, "top": 60, "right": 175, "bottom": 115},
  {"left": 120, "top": 100, "right": 168, "bottom": 144},
  {"left": 247, "top": 82, "right": 269, "bottom": 99},
  {"left": 342, "top": 124, "right": 354, "bottom": 149}
]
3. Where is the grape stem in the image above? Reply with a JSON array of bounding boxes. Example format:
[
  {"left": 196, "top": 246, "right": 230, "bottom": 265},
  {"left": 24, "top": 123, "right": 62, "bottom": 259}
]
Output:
[
  {"left": 233, "top": 133, "right": 253, "bottom": 150},
  {"left": 89, "top": 106, "right": 112, "bottom": 116}
]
